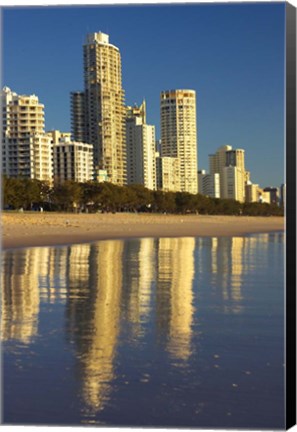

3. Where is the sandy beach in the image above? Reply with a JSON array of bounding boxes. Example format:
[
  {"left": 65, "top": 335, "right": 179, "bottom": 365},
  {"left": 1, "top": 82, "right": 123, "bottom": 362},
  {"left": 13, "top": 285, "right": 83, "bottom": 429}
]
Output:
[{"left": 1, "top": 212, "right": 284, "bottom": 250}]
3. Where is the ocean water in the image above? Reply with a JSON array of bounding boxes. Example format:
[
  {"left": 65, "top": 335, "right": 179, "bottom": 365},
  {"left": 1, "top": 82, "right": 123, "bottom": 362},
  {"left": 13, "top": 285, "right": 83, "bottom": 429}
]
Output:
[{"left": 1, "top": 233, "right": 285, "bottom": 428}]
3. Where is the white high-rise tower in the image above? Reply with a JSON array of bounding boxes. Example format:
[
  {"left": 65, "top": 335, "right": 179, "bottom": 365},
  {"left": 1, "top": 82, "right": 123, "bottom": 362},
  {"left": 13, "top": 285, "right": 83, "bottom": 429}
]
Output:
[{"left": 160, "top": 89, "right": 198, "bottom": 194}]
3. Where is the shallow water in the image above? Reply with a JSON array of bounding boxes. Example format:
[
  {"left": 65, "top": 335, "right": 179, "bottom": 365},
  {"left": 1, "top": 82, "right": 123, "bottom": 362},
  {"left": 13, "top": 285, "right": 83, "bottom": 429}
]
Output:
[{"left": 2, "top": 233, "right": 284, "bottom": 428}]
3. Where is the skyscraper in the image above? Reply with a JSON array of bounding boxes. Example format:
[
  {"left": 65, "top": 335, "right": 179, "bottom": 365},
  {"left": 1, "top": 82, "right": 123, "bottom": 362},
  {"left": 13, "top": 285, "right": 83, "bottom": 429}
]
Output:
[
  {"left": 71, "top": 32, "right": 126, "bottom": 185},
  {"left": 160, "top": 89, "right": 198, "bottom": 194},
  {"left": 126, "top": 101, "right": 156, "bottom": 190}
]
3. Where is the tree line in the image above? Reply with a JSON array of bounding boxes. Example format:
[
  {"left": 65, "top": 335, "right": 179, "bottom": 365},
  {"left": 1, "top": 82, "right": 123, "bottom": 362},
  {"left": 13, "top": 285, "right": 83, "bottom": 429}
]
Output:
[{"left": 2, "top": 177, "right": 284, "bottom": 216}]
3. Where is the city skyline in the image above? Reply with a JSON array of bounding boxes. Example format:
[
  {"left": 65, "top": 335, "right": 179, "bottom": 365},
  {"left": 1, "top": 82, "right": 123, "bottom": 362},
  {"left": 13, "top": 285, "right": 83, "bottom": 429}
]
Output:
[{"left": 3, "top": 3, "right": 285, "bottom": 187}]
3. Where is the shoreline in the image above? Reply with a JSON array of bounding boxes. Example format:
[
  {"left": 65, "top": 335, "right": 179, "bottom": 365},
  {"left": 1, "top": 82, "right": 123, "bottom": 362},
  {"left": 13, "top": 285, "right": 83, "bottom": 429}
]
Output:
[{"left": 2, "top": 212, "right": 285, "bottom": 251}]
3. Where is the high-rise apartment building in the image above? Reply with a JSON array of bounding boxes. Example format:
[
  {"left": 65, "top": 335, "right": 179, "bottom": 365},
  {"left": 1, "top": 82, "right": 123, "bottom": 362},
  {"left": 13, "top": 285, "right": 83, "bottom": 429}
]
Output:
[
  {"left": 160, "top": 89, "right": 198, "bottom": 194},
  {"left": 156, "top": 156, "right": 180, "bottom": 192},
  {"left": 26, "top": 133, "right": 53, "bottom": 184},
  {"left": 1, "top": 86, "right": 52, "bottom": 181},
  {"left": 198, "top": 170, "right": 220, "bottom": 198},
  {"left": 222, "top": 166, "right": 245, "bottom": 202},
  {"left": 71, "top": 32, "right": 126, "bottom": 185},
  {"left": 126, "top": 101, "right": 156, "bottom": 190},
  {"left": 51, "top": 133, "right": 94, "bottom": 183},
  {"left": 245, "top": 182, "right": 259, "bottom": 203},
  {"left": 209, "top": 145, "right": 232, "bottom": 196},
  {"left": 209, "top": 145, "right": 246, "bottom": 202},
  {"left": 226, "top": 149, "right": 245, "bottom": 172}
]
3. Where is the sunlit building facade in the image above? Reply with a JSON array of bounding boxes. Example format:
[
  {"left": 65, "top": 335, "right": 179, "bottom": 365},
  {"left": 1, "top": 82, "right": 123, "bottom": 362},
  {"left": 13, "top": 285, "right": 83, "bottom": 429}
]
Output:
[
  {"left": 245, "top": 182, "right": 259, "bottom": 203},
  {"left": 71, "top": 32, "right": 126, "bottom": 185},
  {"left": 156, "top": 156, "right": 180, "bottom": 192},
  {"left": 209, "top": 145, "right": 247, "bottom": 202},
  {"left": 209, "top": 145, "right": 232, "bottom": 195},
  {"left": 53, "top": 136, "right": 94, "bottom": 183},
  {"left": 222, "top": 165, "right": 245, "bottom": 202},
  {"left": 160, "top": 89, "right": 198, "bottom": 194},
  {"left": 126, "top": 101, "right": 156, "bottom": 190},
  {"left": 1, "top": 86, "right": 52, "bottom": 181},
  {"left": 198, "top": 169, "right": 220, "bottom": 198}
]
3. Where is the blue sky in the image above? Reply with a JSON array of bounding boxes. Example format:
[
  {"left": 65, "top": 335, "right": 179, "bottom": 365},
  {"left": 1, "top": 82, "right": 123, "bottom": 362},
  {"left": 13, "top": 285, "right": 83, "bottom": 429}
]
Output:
[{"left": 2, "top": 3, "right": 285, "bottom": 187}]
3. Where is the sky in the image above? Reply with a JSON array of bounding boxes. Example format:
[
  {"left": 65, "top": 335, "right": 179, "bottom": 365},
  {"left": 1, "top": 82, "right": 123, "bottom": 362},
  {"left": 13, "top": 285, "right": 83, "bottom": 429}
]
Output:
[{"left": 2, "top": 2, "right": 286, "bottom": 187}]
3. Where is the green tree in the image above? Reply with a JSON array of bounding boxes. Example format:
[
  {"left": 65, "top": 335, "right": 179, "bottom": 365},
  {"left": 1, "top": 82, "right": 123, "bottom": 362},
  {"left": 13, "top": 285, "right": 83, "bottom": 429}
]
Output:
[
  {"left": 51, "top": 181, "right": 82, "bottom": 212},
  {"left": 152, "top": 191, "right": 176, "bottom": 213}
]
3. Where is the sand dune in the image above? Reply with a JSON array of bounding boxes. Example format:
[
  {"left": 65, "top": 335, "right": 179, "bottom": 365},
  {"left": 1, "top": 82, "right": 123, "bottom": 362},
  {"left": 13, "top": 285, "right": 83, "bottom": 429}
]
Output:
[{"left": 2, "top": 212, "right": 284, "bottom": 250}]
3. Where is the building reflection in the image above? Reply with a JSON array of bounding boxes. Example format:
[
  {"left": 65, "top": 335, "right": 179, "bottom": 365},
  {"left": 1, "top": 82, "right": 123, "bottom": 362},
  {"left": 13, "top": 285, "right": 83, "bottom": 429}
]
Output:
[
  {"left": 122, "top": 238, "right": 156, "bottom": 338},
  {"left": 2, "top": 232, "right": 278, "bottom": 417},
  {"left": 197, "top": 236, "right": 244, "bottom": 313},
  {"left": 157, "top": 238, "right": 195, "bottom": 362},
  {"left": 39, "top": 247, "right": 69, "bottom": 303},
  {"left": 1, "top": 246, "right": 73, "bottom": 344},
  {"left": 1, "top": 248, "right": 41, "bottom": 343},
  {"left": 196, "top": 233, "right": 272, "bottom": 314},
  {"left": 65, "top": 240, "right": 124, "bottom": 414}
]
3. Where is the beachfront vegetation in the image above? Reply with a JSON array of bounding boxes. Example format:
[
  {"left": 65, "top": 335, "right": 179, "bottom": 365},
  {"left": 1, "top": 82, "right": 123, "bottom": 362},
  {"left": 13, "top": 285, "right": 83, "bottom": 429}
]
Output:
[{"left": 2, "top": 177, "right": 284, "bottom": 216}]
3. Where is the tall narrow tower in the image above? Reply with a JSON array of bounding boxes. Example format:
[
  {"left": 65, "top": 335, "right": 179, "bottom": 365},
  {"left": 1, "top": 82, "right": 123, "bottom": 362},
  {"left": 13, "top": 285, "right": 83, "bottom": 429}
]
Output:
[
  {"left": 160, "top": 89, "right": 198, "bottom": 194},
  {"left": 73, "top": 32, "right": 126, "bottom": 185}
]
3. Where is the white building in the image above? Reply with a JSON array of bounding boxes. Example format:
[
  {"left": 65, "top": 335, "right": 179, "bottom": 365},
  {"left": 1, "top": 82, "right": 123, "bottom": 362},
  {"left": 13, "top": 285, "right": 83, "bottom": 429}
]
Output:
[
  {"left": 1, "top": 86, "right": 52, "bottom": 181},
  {"left": 53, "top": 135, "right": 94, "bottom": 183},
  {"left": 160, "top": 89, "right": 198, "bottom": 194},
  {"left": 198, "top": 170, "right": 220, "bottom": 198},
  {"left": 25, "top": 133, "right": 53, "bottom": 184},
  {"left": 209, "top": 145, "right": 232, "bottom": 195},
  {"left": 209, "top": 145, "right": 247, "bottom": 201},
  {"left": 222, "top": 166, "right": 245, "bottom": 202},
  {"left": 126, "top": 101, "right": 156, "bottom": 190}
]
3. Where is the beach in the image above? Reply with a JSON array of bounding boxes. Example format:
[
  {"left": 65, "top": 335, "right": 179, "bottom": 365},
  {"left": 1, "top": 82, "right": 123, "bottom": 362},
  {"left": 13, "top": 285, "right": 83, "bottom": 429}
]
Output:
[{"left": 2, "top": 212, "right": 284, "bottom": 250}]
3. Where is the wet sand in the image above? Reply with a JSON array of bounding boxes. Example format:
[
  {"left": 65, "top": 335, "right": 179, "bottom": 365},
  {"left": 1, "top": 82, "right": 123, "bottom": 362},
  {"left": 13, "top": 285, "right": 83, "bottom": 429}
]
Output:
[{"left": 1, "top": 212, "right": 284, "bottom": 250}]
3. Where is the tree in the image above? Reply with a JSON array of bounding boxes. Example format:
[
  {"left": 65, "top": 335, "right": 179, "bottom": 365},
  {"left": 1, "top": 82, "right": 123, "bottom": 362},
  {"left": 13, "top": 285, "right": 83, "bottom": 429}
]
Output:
[
  {"left": 51, "top": 181, "right": 82, "bottom": 212},
  {"left": 175, "top": 192, "right": 197, "bottom": 213},
  {"left": 153, "top": 190, "right": 176, "bottom": 213}
]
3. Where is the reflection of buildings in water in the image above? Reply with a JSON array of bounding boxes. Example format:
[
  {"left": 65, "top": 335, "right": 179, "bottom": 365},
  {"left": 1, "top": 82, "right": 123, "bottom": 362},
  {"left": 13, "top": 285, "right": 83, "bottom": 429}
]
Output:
[
  {"left": 229, "top": 237, "right": 244, "bottom": 304},
  {"left": 122, "top": 239, "right": 156, "bottom": 337},
  {"left": 66, "top": 240, "right": 124, "bottom": 413},
  {"left": 138, "top": 238, "right": 155, "bottom": 321},
  {"left": 68, "top": 244, "right": 91, "bottom": 298},
  {"left": 211, "top": 237, "right": 218, "bottom": 274},
  {"left": 1, "top": 248, "right": 41, "bottom": 343},
  {"left": 210, "top": 237, "right": 243, "bottom": 314},
  {"left": 39, "top": 247, "right": 69, "bottom": 303},
  {"left": 242, "top": 233, "right": 270, "bottom": 273},
  {"left": 157, "top": 238, "right": 195, "bottom": 361},
  {"left": 204, "top": 234, "right": 272, "bottom": 314}
]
